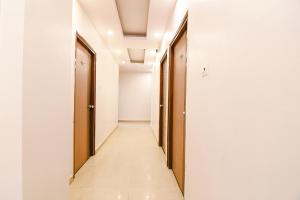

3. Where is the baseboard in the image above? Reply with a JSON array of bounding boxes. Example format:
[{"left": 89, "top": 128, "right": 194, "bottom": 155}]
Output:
[
  {"left": 150, "top": 124, "right": 159, "bottom": 143},
  {"left": 95, "top": 125, "right": 118, "bottom": 153},
  {"left": 118, "top": 120, "right": 150, "bottom": 123},
  {"left": 69, "top": 176, "right": 74, "bottom": 185}
]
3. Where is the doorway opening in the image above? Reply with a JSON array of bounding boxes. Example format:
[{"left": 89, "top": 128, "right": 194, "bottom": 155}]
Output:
[{"left": 73, "top": 33, "right": 96, "bottom": 176}]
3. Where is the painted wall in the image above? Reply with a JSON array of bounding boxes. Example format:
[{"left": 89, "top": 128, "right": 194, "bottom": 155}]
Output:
[
  {"left": 0, "top": 0, "right": 119, "bottom": 199},
  {"left": 119, "top": 71, "right": 152, "bottom": 121},
  {"left": 186, "top": 0, "right": 300, "bottom": 199},
  {"left": 153, "top": 0, "right": 300, "bottom": 199},
  {"left": 0, "top": 0, "right": 24, "bottom": 199},
  {"left": 21, "top": 0, "right": 73, "bottom": 199},
  {"left": 72, "top": 0, "right": 119, "bottom": 153}
]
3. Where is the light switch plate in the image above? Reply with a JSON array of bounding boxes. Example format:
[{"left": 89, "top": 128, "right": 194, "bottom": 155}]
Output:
[{"left": 202, "top": 65, "right": 208, "bottom": 77}]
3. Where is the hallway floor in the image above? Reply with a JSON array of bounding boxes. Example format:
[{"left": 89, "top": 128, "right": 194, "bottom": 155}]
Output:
[{"left": 69, "top": 123, "right": 184, "bottom": 200}]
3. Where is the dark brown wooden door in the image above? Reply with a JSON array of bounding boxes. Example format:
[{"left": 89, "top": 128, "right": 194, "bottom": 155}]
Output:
[
  {"left": 74, "top": 41, "right": 92, "bottom": 174},
  {"left": 172, "top": 30, "right": 187, "bottom": 193},
  {"left": 160, "top": 58, "right": 168, "bottom": 154}
]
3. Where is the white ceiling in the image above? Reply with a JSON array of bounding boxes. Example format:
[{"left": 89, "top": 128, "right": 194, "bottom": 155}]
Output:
[
  {"left": 78, "top": 0, "right": 177, "bottom": 72},
  {"left": 119, "top": 63, "right": 153, "bottom": 73}
]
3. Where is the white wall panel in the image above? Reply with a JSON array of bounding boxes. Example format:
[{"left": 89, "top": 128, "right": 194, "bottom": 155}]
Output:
[
  {"left": 119, "top": 72, "right": 152, "bottom": 121},
  {"left": 0, "top": 0, "right": 24, "bottom": 199}
]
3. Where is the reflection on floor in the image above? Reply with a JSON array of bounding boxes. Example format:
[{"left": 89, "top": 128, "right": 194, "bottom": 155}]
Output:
[{"left": 69, "top": 122, "right": 184, "bottom": 200}]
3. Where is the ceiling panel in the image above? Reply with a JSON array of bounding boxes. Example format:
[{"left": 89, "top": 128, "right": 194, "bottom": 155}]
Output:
[
  {"left": 115, "top": 0, "right": 150, "bottom": 36},
  {"left": 128, "top": 48, "right": 145, "bottom": 63}
]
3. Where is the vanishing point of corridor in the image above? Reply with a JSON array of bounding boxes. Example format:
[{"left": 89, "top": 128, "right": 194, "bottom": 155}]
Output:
[{"left": 69, "top": 123, "right": 183, "bottom": 200}]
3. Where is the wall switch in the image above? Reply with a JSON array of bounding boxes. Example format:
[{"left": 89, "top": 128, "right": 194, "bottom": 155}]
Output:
[{"left": 201, "top": 65, "right": 208, "bottom": 77}]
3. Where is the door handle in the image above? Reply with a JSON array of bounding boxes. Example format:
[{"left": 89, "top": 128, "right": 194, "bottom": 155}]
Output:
[
  {"left": 88, "top": 105, "right": 95, "bottom": 109},
  {"left": 183, "top": 111, "right": 186, "bottom": 116},
  {"left": 160, "top": 104, "right": 164, "bottom": 108}
]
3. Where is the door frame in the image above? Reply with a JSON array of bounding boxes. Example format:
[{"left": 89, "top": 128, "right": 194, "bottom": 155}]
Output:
[
  {"left": 159, "top": 50, "right": 168, "bottom": 152},
  {"left": 73, "top": 33, "right": 96, "bottom": 176},
  {"left": 168, "top": 12, "right": 188, "bottom": 193}
]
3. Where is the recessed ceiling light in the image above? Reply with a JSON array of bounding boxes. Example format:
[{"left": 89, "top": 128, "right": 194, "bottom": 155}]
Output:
[
  {"left": 117, "top": 50, "right": 122, "bottom": 54},
  {"left": 107, "top": 30, "right": 114, "bottom": 36},
  {"left": 122, "top": 61, "right": 126, "bottom": 64}
]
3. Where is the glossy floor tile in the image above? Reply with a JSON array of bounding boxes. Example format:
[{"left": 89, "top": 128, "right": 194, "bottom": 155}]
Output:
[{"left": 69, "top": 122, "right": 184, "bottom": 200}]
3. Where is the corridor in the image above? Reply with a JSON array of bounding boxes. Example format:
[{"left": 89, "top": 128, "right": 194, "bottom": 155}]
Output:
[
  {"left": 3, "top": 0, "right": 300, "bottom": 199},
  {"left": 69, "top": 123, "right": 183, "bottom": 200}
]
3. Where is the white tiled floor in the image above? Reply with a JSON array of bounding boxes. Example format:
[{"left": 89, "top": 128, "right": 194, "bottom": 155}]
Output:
[{"left": 69, "top": 122, "right": 184, "bottom": 200}]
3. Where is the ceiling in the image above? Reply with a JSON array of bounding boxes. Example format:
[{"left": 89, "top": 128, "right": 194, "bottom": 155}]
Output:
[
  {"left": 119, "top": 63, "right": 153, "bottom": 73},
  {"left": 78, "top": 0, "right": 176, "bottom": 72}
]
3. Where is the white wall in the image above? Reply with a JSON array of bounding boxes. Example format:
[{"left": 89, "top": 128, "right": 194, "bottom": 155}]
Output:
[
  {"left": 0, "top": 0, "right": 119, "bottom": 199},
  {"left": 0, "top": 0, "right": 24, "bottom": 199},
  {"left": 186, "top": 0, "right": 300, "bottom": 199},
  {"left": 152, "top": 0, "right": 300, "bottom": 199},
  {"left": 21, "top": 0, "right": 73, "bottom": 199},
  {"left": 72, "top": 0, "right": 119, "bottom": 153},
  {"left": 119, "top": 71, "right": 152, "bottom": 121}
]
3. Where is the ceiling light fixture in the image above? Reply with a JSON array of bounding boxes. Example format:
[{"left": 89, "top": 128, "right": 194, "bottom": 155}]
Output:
[
  {"left": 122, "top": 61, "right": 126, "bottom": 64},
  {"left": 117, "top": 50, "right": 122, "bottom": 54},
  {"left": 107, "top": 30, "right": 114, "bottom": 36}
]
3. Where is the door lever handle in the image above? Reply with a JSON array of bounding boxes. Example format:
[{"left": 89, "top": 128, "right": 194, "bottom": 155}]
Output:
[
  {"left": 88, "top": 105, "right": 95, "bottom": 109},
  {"left": 160, "top": 104, "right": 164, "bottom": 108}
]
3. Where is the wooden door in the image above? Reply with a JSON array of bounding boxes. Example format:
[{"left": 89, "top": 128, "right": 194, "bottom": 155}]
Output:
[
  {"left": 171, "top": 30, "right": 187, "bottom": 193},
  {"left": 74, "top": 41, "right": 92, "bottom": 174},
  {"left": 159, "top": 57, "right": 168, "bottom": 154}
]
